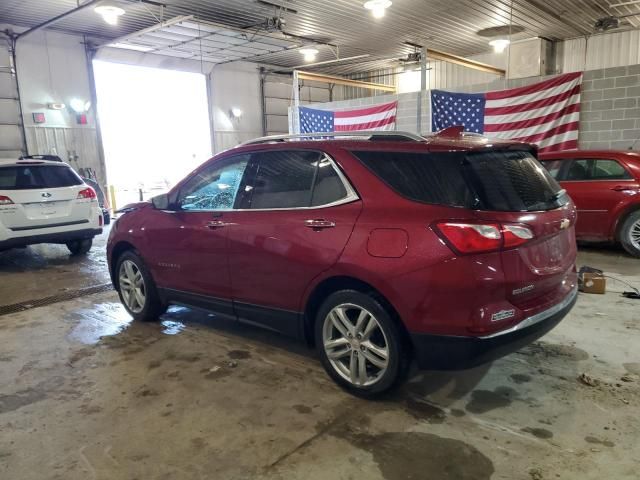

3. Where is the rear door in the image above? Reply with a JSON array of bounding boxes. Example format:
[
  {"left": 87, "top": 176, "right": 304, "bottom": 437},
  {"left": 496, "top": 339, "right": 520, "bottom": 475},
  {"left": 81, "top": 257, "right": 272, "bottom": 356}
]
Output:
[
  {"left": 224, "top": 149, "right": 362, "bottom": 336},
  {"left": 0, "top": 163, "right": 89, "bottom": 230}
]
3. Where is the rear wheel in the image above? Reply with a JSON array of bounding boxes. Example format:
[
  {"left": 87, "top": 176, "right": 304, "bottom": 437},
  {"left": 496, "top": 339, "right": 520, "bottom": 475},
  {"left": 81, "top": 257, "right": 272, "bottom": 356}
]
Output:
[
  {"left": 620, "top": 211, "right": 640, "bottom": 258},
  {"left": 315, "top": 290, "right": 408, "bottom": 397},
  {"left": 116, "top": 251, "right": 167, "bottom": 321},
  {"left": 66, "top": 238, "right": 92, "bottom": 255}
]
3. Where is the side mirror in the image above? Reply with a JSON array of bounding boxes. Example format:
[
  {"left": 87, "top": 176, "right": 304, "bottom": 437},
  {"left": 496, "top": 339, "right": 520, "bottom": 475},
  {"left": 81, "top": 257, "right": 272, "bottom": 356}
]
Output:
[{"left": 151, "top": 193, "right": 172, "bottom": 210}]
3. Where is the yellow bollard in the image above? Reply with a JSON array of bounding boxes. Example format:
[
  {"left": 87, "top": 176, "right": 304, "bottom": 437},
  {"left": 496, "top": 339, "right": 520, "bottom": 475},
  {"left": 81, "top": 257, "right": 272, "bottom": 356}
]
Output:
[{"left": 109, "top": 185, "right": 117, "bottom": 212}]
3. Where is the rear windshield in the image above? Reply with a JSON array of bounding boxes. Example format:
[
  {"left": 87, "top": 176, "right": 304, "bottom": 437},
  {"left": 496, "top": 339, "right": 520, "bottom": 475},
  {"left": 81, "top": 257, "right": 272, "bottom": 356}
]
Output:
[
  {"left": 352, "top": 149, "right": 567, "bottom": 212},
  {"left": 0, "top": 164, "right": 83, "bottom": 190}
]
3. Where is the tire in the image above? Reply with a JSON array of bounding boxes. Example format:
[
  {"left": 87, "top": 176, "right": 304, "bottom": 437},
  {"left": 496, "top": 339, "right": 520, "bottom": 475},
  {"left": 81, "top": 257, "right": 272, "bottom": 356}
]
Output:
[
  {"left": 315, "top": 289, "right": 409, "bottom": 397},
  {"left": 66, "top": 238, "right": 93, "bottom": 255},
  {"left": 115, "top": 250, "right": 167, "bottom": 321},
  {"left": 619, "top": 210, "right": 640, "bottom": 258}
]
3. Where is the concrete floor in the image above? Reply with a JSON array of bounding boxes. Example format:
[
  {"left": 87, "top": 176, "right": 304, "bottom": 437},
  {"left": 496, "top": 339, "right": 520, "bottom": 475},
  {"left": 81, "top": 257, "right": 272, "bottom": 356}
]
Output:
[{"left": 1, "top": 228, "right": 639, "bottom": 480}]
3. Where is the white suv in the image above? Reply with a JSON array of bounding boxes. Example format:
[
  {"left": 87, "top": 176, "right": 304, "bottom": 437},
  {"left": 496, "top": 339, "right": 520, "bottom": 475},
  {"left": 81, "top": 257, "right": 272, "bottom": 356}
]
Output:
[{"left": 0, "top": 158, "right": 103, "bottom": 254}]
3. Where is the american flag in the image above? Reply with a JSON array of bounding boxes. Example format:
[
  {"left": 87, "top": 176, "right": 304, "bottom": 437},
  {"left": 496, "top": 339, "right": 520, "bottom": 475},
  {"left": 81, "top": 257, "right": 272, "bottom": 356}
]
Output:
[
  {"left": 431, "top": 72, "right": 583, "bottom": 153},
  {"left": 299, "top": 101, "right": 397, "bottom": 133}
]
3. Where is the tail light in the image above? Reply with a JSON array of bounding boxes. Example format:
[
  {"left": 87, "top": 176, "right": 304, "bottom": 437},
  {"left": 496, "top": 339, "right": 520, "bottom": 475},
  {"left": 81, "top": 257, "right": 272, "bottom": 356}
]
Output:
[
  {"left": 435, "top": 221, "right": 534, "bottom": 254},
  {"left": 77, "top": 187, "right": 97, "bottom": 200},
  {"left": 99, "top": 214, "right": 103, "bottom": 227},
  {"left": 0, "top": 195, "right": 14, "bottom": 205}
]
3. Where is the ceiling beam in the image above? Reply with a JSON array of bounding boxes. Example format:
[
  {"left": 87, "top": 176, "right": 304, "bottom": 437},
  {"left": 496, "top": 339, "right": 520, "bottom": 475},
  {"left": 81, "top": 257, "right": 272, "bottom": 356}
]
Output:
[
  {"left": 426, "top": 49, "right": 505, "bottom": 76},
  {"left": 296, "top": 70, "right": 397, "bottom": 92}
]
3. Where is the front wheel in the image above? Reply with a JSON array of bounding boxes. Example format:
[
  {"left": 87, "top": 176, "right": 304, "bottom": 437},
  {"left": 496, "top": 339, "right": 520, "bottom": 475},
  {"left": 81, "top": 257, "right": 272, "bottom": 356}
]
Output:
[
  {"left": 315, "top": 290, "right": 409, "bottom": 397},
  {"left": 620, "top": 211, "right": 640, "bottom": 258},
  {"left": 66, "top": 238, "right": 92, "bottom": 255},
  {"left": 115, "top": 251, "right": 167, "bottom": 321}
]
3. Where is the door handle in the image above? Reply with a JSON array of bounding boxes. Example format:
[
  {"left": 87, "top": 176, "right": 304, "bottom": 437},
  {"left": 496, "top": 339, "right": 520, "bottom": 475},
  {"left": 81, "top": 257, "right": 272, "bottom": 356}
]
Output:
[
  {"left": 611, "top": 185, "right": 638, "bottom": 192},
  {"left": 205, "top": 220, "right": 227, "bottom": 229},
  {"left": 305, "top": 219, "right": 335, "bottom": 229}
]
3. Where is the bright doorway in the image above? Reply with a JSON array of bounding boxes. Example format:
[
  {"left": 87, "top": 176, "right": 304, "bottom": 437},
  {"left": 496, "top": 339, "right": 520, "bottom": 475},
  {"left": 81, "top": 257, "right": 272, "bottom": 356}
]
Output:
[{"left": 93, "top": 60, "right": 211, "bottom": 208}]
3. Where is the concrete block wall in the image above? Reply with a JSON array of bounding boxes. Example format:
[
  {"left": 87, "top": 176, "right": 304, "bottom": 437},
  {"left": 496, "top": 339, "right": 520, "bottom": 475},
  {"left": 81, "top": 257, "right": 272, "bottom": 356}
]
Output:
[
  {"left": 303, "top": 64, "right": 640, "bottom": 150},
  {"left": 578, "top": 65, "right": 640, "bottom": 150}
]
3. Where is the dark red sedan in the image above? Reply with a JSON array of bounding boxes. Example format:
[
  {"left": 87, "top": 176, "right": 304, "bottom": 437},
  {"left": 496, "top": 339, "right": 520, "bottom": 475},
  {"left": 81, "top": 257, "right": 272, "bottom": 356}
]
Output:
[
  {"left": 539, "top": 150, "right": 640, "bottom": 257},
  {"left": 108, "top": 130, "right": 578, "bottom": 396}
]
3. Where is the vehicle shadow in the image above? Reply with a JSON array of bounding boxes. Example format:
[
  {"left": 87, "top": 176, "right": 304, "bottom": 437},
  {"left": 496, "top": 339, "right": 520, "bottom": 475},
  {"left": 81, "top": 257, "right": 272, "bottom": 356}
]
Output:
[{"left": 162, "top": 305, "right": 492, "bottom": 407}]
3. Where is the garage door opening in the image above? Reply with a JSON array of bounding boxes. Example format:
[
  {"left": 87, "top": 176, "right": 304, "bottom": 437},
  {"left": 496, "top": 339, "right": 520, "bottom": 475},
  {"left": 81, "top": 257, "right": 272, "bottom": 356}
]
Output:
[{"left": 92, "top": 60, "right": 212, "bottom": 209}]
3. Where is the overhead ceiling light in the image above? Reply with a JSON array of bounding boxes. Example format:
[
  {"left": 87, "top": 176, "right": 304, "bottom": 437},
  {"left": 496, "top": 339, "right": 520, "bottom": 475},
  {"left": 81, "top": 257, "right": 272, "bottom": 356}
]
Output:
[
  {"left": 489, "top": 38, "right": 510, "bottom": 53},
  {"left": 69, "top": 98, "right": 91, "bottom": 113},
  {"left": 109, "top": 42, "right": 153, "bottom": 52},
  {"left": 364, "top": 0, "right": 392, "bottom": 19},
  {"left": 95, "top": 5, "right": 125, "bottom": 26},
  {"left": 299, "top": 48, "right": 319, "bottom": 62}
]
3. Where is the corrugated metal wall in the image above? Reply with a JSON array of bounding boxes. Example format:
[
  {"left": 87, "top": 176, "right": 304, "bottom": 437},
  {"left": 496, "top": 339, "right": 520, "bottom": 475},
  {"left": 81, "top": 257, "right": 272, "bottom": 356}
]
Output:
[
  {"left": 0, "top": 37, "right": 24, "bottom": 159},
  {"left": 563, "top": 30, "right": 640, "bottom": 73},
  {"left": 24, "top": 126, "right": 102, "bottom": 178}
]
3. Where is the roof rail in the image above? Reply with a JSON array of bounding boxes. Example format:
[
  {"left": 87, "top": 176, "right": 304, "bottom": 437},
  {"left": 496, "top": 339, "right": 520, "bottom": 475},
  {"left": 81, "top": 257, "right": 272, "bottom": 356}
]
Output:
[{"left": 239, "top": 131, "right": 425, "bottom": 146}]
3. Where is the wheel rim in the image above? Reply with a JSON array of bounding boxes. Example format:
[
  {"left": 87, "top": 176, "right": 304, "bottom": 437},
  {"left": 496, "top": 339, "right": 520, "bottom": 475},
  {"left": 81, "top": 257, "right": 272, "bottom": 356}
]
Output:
[
  {"left": 630, "top": 218, "right": 640, "bottom": 250},
  {"left": 118, "top": 260, "right": 146, "bottom": 313},
  {"left": 322, "top": 303, "right": 389, "bottom": 387}
]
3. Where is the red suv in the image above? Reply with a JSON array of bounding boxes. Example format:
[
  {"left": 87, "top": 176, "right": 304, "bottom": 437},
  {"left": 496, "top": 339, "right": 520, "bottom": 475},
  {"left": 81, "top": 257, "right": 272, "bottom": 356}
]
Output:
[
  {"left": 539, "top": 150, "right": 640, "bottom": 257},
  {"left": 107, "top": 130, "right": 578, "bottom": 396}
]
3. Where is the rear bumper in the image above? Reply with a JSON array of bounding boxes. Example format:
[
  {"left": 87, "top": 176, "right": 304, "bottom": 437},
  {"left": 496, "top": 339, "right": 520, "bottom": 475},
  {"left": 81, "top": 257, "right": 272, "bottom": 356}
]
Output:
[
  {"left": 410, "top": 285, "right": 578, "bottom": 370},
  {"left": 0, "top": 228, "right": 102, "bottom": 249}
]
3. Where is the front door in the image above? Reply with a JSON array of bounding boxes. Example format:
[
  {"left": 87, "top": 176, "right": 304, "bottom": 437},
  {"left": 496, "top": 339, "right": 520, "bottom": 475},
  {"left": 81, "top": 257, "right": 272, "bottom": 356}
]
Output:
[
  {"left": 143, "top": 154, "right": 251, "bottom": 313},
  {"left": 224, "top": 149, "right": 362, "bottom": 336}
]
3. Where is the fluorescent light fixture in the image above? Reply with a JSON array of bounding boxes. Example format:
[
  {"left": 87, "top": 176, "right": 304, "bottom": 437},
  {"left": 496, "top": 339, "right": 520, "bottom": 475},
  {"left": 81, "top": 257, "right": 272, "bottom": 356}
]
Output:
[
  {"left": 364, "top": 0, "right": 392, "bottom": 18},
  {"left": 489, "top": 38, "right": 510, "bottom": 53},
  {"left": 109, "top": 42, "right": 154, "bottom": 52},
  {"left": 69, "top": 98, "right": 91, "bottom": 113},
  {"left": 95, "top": 5, "right": 125, "bottom": 26},
  {"left": 230, "top": 107, "right": 243, "bottom": 118},
  {"left": 299, "top": 47, "right": 319, "bottom": 62}
]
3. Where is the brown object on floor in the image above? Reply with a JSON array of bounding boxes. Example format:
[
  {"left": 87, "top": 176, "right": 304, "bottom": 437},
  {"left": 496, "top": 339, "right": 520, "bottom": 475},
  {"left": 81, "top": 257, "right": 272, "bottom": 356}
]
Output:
[{"left": 580, "top": 272, "right": 606, "bottom": 294}]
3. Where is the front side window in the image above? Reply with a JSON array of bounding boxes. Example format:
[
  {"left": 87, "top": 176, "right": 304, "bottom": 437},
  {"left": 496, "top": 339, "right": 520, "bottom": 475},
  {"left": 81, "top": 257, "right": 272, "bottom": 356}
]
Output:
[
  {"left": 241, "top": 150, "right": 351, "bottom": 209},
  {"left": 565, "top": 160, "right": 589, "bottom": 181},
  {"left": 540, "top": 160, "right": 564, "bottom": 180},
  {"left": 178, "top": 155, "right": 249, "bottom": 211}
]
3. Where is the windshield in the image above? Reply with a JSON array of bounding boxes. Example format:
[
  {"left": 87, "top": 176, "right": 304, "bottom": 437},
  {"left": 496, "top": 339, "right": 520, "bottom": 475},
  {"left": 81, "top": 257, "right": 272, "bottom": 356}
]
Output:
[{"left": 352, "top": 149, "right": 568, "bottom": 212}]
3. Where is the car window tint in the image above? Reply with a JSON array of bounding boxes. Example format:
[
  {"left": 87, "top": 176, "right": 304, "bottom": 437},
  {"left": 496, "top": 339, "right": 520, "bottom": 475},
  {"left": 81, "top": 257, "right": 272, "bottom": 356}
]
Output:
[
  {"left": 592, "top": 159, "right": 632, "bottom": 180},
  {"left": 353, "top": 149, "right": 565, "bottom": 212},
  {"left": 247, "top": 151, "right": 320, "bottom": 209},
  {"left": 540, "top": 160, "right": 564, "bottom": 180},
  {"left": 565, "top": 160, "right": 590, "bottom": 181},
  {"left": 0, "top": 165, "right": 82, "bottom": 189},
  {"left": 311, "top": 156, "right": 348, "bottom": 207},
  {"left": 178, "top": 156, "right": 249, "bottom": 211}
]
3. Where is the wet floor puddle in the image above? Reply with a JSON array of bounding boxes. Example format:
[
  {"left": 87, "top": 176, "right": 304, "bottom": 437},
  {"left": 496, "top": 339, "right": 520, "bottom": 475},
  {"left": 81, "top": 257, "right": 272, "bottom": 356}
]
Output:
[{"left": 67, "top": 303, "right": 188, "bottom": 345}]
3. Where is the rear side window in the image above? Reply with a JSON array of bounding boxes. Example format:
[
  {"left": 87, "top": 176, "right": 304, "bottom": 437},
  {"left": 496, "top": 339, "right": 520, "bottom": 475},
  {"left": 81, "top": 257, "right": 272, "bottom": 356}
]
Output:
[
  {"left": 562, "top": 159, "right": 632, "bottom": 181},
  {"left": 353, "top": 149, "right": 566, "bottom": 212},
  {"left": 0, "top": 165, "right": 83, "bottom": 190},
  {"left": 592, "top": 159, "right": 631, "bottom": 180},
  {"left": 241, "top": 151, "right": 351, "bottom": 209}
]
